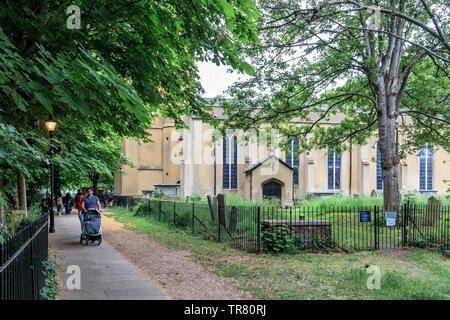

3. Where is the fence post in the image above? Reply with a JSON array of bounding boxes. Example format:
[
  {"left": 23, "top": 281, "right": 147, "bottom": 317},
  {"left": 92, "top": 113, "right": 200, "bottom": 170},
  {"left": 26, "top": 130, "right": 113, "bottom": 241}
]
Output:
[
  {"left": 159, "top": 201, "right": 161, "bottom": 221},
  {"left": 257, "top": 207, "right": 261, "bottom": 253},
  {"left": 148, "top": 198, "right": 151, "bottom": 215},
  {"left": 289, "top": 206, "right": 292, "bottom": 238},
  {"left": 402, "top": 201, "right": 408, "bottom": 247},
  {"left": 218, "top": 210, "right": 221, "bottom": 242},
  {"left": 192, "top": 203, "right": 195, "bottom": 234},
  {"left": 374, "top": 205, "right": 379, "bottom": 250},
  {"left": 173, "top": 201, "right": 176, "bottom": 225},
  {"left": 29, "top": 226, "right": 35, "bottom": 299}
]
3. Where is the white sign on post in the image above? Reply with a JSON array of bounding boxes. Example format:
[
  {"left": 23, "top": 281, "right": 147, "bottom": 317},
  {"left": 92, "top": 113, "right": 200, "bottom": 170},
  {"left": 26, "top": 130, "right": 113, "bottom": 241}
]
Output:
[{"left": 385, "top": 211, "right": 396, "bottom": 226}]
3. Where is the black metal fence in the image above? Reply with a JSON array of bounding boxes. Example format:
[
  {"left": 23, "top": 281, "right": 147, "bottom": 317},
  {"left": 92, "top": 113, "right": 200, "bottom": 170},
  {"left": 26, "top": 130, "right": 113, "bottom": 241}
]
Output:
[
  {"left": 120, "top": 198, "right": 450, "bottom": 253},
  {"left": 0, "top": 213, "right": 49, "bottom": 300}
]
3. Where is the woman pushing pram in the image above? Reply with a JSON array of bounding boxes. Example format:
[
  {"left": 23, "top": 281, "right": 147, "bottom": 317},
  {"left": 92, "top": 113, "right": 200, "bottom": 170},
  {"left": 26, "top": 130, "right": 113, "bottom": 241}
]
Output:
[{"left": 80, "top": 187, "right": 102, "bottom": 246}]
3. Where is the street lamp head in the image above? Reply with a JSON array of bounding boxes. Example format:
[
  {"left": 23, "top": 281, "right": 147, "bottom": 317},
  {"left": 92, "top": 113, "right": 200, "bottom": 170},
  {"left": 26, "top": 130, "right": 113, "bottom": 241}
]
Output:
[{"left": 44, "top": 116, "right": 57, "bottom": 132}]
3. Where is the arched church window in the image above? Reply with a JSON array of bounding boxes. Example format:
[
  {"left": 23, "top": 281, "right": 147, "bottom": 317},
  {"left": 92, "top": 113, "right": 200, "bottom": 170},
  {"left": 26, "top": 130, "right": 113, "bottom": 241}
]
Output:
[
  {"left": 328, "top": 146, "right": 341, "bottom": 190},
  {"left": 285, "top": 138, "right": 299, "bottom": 188},
  {"left": 223, "top": 134, "right": 237, "bottom": 189},
  {"left": 419, "top": 145, "right": 433, "bottom": 190}
]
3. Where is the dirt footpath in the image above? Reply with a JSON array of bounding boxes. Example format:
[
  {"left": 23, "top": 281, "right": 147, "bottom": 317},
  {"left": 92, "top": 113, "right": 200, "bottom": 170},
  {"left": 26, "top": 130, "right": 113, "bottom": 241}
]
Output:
[{"left": 100, "top": 213, "right": 252, "bottom": 300}]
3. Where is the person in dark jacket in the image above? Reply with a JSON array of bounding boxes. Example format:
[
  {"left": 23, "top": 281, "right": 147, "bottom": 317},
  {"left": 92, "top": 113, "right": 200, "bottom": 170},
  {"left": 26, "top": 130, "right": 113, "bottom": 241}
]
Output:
[{"left": 63, "top": 192, "right": 74, "bottom": 215}]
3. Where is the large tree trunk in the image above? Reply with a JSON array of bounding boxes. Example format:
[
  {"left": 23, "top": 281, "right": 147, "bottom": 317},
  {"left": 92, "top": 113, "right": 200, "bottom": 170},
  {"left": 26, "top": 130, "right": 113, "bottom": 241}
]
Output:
[
  {"left": 17, "top": 171, "right": 28, "bottom": 217},
  {"left": 0, "top": 177, "right": 5, "bottom": 224},
  {"left": 376, "top": 79, "right": 401, "bottom": 209},
  {"left": 89, "top": 172, "right": 100, "bottom": 196}
]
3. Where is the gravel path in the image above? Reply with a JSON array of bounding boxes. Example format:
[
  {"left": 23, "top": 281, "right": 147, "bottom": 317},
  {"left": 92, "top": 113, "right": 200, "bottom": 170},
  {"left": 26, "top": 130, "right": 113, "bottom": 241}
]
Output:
[{"left": 101, "top": 213, "right": 252, "bottom": 300}]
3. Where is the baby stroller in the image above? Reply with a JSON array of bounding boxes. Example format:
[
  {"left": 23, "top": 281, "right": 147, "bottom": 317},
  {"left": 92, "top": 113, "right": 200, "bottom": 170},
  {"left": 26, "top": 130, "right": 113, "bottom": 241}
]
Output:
[{"left": 80, "top": 210, "right": 102, "bottom": 246}]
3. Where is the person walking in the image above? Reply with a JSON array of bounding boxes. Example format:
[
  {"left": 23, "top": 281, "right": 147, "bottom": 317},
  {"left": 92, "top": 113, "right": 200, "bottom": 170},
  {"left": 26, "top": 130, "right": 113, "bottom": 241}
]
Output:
[
  {"left": 56, "top": 192, "right": 63, "bottom": 216},
  {"left": 108, "top": 190, "right": 114, "bottom": 207},
  {"left": 103, "top": 191, "right": 109, "bottom": 208},
  {"left": 81, "top": 188, "right": 101, "bottom": 240},
  {"left": 81, "top": 188, "right": 101, "bottom": 214},
  {"left": 74, "top": 190, "right": 85, "bottom": 235},
  {"left": 63, "top": 192, "right": 74, "bottom": 215}
]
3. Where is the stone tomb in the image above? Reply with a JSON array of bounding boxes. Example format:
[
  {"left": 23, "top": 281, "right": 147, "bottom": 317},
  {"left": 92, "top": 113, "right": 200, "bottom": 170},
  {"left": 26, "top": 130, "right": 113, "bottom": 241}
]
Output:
[{"left": 261, "top": 218, "right": 333, "bottom": 248}]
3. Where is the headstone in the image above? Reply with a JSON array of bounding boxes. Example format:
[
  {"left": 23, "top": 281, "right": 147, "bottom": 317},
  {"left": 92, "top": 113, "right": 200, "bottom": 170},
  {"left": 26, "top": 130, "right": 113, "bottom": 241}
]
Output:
[
  {"left": 426, "top": 196, "right": 441, "bottom": 226},
  {"left": 217, "top": 193, "right": 227, "bottom": 229},
  {"left": 229, "top": 206, "right": 239, "bottom": 233},
  {"left": 371, "top": 189, "right": 377, "bottom": 197},
  {"left": 207, "top": 195, "right": 217, "bottom": 223}
]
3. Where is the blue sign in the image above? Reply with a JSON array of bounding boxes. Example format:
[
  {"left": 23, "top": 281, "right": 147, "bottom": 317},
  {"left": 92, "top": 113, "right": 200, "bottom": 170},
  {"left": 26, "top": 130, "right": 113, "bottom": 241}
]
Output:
[{"left": 360, "top": 211, "right": 371, "bottom": 222}]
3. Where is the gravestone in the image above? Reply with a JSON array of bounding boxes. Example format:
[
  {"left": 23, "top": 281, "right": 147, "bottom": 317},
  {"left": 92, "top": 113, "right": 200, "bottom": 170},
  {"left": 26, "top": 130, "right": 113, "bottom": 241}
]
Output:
[
  {"left": 229, "top": 206, "right": 239, "bottom": 233},
  {"left": 426, "top": 196, "right": 441, "bottom": 226},
  {"left": 217, "top": 193, "right": 228, "bottom": 229},
  {"left": 207, "top": 195, "right": 217, "bottom": 223},
  {"left": 371, "top": 189, "right": 377, "bottom": 197}
]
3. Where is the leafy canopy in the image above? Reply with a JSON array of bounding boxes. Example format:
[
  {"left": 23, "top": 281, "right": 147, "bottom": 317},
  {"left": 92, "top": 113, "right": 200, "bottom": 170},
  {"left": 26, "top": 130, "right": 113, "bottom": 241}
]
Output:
[
  {"left": 218, "top": 0, "right": 449, "bottom": 156},
  {"left": 0, "top": 0, "right": 260, "bottom": 198}
]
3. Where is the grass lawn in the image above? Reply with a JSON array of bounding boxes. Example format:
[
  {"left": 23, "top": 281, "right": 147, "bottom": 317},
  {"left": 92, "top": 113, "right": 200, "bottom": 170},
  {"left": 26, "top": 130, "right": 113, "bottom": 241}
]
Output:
[{"left": 106, "top": 207, "right": 450, "bottom": 300}]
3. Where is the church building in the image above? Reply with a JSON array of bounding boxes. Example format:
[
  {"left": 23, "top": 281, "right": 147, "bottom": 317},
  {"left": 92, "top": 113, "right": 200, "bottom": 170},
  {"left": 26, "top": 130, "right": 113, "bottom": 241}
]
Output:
[{"left": 114, "top": 103, "right": 450, "bottom": 205}]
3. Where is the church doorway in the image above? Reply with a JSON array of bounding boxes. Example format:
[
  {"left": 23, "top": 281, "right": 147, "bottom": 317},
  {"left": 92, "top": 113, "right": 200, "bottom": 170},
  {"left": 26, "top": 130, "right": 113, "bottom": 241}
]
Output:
[{"left": 262, "top": 180, "right": 282, "bottom": 199}]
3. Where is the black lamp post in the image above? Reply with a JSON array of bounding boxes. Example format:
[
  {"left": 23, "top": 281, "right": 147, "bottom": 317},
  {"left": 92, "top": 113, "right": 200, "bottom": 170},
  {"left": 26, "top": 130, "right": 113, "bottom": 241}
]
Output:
[{"left": 45, "top": 116, "right": 57, "bottom": 233}]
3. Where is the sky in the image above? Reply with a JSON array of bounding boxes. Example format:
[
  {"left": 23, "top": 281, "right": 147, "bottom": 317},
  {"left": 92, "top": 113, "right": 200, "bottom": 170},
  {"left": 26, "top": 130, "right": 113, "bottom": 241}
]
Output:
[{"left": 197, "top": 61, "right": 250, "bottom": 99}]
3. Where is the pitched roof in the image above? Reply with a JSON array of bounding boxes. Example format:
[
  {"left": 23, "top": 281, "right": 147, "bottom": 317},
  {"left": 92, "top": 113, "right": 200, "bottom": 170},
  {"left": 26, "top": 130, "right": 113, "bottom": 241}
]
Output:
[{"left": 244, "top": 155, "right": 293, "bottom": 173}]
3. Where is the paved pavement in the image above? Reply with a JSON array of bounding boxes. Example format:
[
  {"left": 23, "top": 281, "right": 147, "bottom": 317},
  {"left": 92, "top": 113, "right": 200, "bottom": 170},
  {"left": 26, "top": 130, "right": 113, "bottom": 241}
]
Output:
[{"left": 49, "top": 212, "right": 167, "bottom": 300}]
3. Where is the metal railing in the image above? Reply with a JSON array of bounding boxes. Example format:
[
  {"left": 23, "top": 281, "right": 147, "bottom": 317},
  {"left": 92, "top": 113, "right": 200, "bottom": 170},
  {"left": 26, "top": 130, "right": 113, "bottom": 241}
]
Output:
[
  {"left": 0, "top": 213, "right": 49, "bottom": 300},
  {"left": 120, "top": 199, "right": 450, "bottom": 253}
]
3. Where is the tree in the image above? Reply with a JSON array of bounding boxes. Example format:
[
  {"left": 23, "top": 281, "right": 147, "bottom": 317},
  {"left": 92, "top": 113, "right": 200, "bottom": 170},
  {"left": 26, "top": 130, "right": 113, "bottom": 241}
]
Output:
[
  {"left": 219, "top": 0, "right": 449, "bottom": 208},
  {"left": 0, "top": 0, "right": 260, "bottom": 209},
  {"left": 0, "top": 122, "right": 48, "bottom": 221}
]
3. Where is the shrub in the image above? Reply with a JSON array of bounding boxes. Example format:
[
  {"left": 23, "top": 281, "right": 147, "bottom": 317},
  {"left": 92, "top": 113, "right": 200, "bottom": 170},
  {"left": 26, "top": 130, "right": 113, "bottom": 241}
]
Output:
[
  {"left": 40, "top": 252, "right": 61, "bottom": 300},
  {"left": 292, "top": 233, "right": 336, "bottom": 251},
  {"left": 189, "top": 193, "right": 203, "bottom": 202},
  {"left": 311, "top": 235, "right": 337, "bottom": 251},
  {"left": 196, "top": 225, "right": 217, "bottom": 241},
  {"left": 439, "top": 241, "right": 450, "bottom": 258},
  {"left": 0, "top": 223, "right": 8, "bottom": 244},
  {"left": 151, "top": 189, "right": 164, "bottom": 199},
  {"left": 402, "top": 191, "right": 419, "bottom": 206},
  {"left": 302, "top": 193, "right": 317, "bottom": 202},
  {"left": 261, "top": 225, "right": 296, "bottom": 254},
  {"left": 132, "top": 200, "right": 148, "bottom": 216},
  {"left": 173, "top": 205, "right": 193, "bottom": 227},
  {"left": 292, "top": 234, "right": 306, "bottom": 251},
  {"left": 406, "top": 234, "right": 439, "bottom": 248}
]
